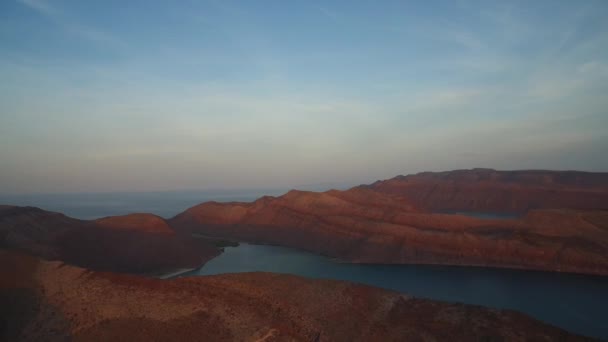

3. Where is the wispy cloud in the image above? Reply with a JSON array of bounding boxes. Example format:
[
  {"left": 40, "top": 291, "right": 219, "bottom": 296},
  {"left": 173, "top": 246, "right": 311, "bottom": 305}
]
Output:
[
  {"left": 578, "top": 61, "right": 608, "bottom": 76},
  {"left": 18, "top": 0, "right": 57, "bottom": 16},
  {"left": 17, "top": 0, "right": 124, "bottom": 48},
  {"left": 3, "top": 1, "right": 608, "bottom": 192},
  {"left": 317, "top": 6, "right": 340, "bottom": 22}
]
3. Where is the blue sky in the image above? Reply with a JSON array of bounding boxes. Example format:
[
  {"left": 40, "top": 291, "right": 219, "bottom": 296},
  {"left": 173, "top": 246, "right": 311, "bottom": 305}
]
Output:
[{"left": 1, "top": 0, "right": 607, "bottom": 193}]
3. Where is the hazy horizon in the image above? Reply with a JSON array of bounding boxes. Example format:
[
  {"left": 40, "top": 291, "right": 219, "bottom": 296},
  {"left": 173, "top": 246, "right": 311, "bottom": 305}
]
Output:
[
  {"left": 2, "top": 167, "right": 607, "bottom": 196},
  {"left": 2, "top": 0, "right": 608, "bottom": 193},
  {"left": 0, "top": 179, "right": 356, "bottom": 196}
]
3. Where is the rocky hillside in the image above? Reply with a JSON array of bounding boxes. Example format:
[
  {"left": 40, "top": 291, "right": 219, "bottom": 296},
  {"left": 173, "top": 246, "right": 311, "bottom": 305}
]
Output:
[
  {"left": 0, "top": 250, "right": 588, "bottom": 341},
  {"left": 5, "top": 169, "right": 608, "bottom": 276},
  {"left": 367, "top": 168, "right": 608, "bottom": 213},
  {"left": 0, "top": 206, "right": 219, "bottom": 274},
  {"left": 170, "top": 187, "right": 608, "bottom": 275}
]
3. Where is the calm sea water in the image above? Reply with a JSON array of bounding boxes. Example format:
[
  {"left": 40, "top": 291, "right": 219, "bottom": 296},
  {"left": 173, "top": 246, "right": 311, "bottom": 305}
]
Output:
[
  {"left": 187, "top": 243, "right": 608, "bottom": 340},
  {"left": 2, "top": 191, "right": 606, "bottom": 338}
]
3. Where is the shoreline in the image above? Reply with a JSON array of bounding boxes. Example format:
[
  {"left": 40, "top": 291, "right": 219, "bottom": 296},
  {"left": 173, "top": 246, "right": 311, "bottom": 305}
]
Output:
[
  {"left": 157, "top": 267, "right": 197, "bottom": 279},
  {"left": 193, "top": 241, "right": 608, "bottom": 278}
]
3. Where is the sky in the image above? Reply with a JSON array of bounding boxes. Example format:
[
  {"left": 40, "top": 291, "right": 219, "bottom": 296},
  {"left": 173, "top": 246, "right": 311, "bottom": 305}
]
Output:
[{"left": 1, "top": 0, "right": 608, "bottom": 193}]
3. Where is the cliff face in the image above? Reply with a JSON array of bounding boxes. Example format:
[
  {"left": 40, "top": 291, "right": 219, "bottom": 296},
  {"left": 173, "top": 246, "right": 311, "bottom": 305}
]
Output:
[
  {"left": 170, "top": 187, "right": 608, "bottom": 275},
  {"left": 0, "top": 251, "right": 588, "bottom": 341},
  {"left": 0, "top": 206, "right": 219, "bottom": 274},
  {"left": 367, "top": 168, "right": 608, "bottom": 213}
]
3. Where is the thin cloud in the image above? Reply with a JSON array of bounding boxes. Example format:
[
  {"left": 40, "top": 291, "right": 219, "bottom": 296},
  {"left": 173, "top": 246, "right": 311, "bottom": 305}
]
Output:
[
  {"left": 317, "top": 6, "right": 340, "bottom": 22},
  {"left": 17, "top": 0, "right": 124, "bottom": 49},
  {"left": 578, "top": 61, "right": 608, "bottom": 76},
  {"left": 18, "top": 0, "right": 57, "bottom": 16}
]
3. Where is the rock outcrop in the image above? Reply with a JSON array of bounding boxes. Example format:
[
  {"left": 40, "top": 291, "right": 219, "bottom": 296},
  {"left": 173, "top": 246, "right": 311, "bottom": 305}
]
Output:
[{"left": 0, "top": 250, "right": 588, "bottom": 341}]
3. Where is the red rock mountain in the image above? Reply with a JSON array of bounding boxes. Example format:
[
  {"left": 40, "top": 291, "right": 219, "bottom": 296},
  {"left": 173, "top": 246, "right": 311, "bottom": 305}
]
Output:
[
  {"left": 0, "top": 250, "right": 588, "bottom": 341},
  {"left": 0, "top": 206, "right": 218, "bottom": 274},
  {"left": 3, "top": 169, "right": 606, "bottom": 340},
  {"left": 368, "top": 168, "right": 608, "bottom": 213},
  {"left": 4, "top": 169, "right": 608, "bottom": 275},
  {"left": 95, "top": 213, "right": 174, "bottom": 234},
  {"left": 170, "top": 185, "right": 608, "bottom": 275}
]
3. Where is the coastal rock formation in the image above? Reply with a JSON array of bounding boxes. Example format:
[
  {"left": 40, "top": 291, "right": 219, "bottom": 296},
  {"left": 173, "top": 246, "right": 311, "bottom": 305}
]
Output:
[
  {"left": 0, "top": 206, "right": 218, "bottom": 274},
  {"left": 4, "top": 169, "right": 608, "bottom": 276},
  {"left": 368, "top": 168, "right": 608, "bottom": 214},
  {"left": 0, "top": 205, "right": 85, "bottom": 259},
  {"left": 170, "top": 187, "right": 608, "bottom": 275},
  {"left": 0, "top": 250, "right": 587, "bottom": 341},
  {"left": 95, "top": 213, "right": 174, "bottom": 234}
]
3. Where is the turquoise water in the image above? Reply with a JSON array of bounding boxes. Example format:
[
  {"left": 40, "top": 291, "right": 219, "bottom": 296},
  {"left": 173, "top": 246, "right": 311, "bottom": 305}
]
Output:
[{"left": 186, "top": 243, "right": 608, "bottom": 340}]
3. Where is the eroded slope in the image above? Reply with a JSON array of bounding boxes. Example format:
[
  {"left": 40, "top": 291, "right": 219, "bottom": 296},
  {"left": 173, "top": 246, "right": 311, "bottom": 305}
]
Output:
[
  {"left": 170, "top": 187, "right": 608, "bottom": 275},
  {"left": 0, "top": 206, "right": 219, "bottom": 274},
  {"left": 368, "top": 168, "right": 608, "bottom": 213},
  {"left": 0, "top": 251, "right": 587, "bottom": 342}
]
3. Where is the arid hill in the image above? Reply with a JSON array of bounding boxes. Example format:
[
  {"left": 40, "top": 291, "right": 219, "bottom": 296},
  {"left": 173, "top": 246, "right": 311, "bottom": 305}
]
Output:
[
  {"left": 2, "top": 169, "right": 607, "bottom": 340},
  {"left": 368, "top": 168, "right": 608, "bottom": 213},
  {"left": 0, "top": 206, "right": 219, "bottom": 274},
  {"left": 4, "top": 169, "right": 608, "bottom": 275},
  {"left": 0, "top": 250, "right": 588, "bottom": 341},
  {"left": 170, "top": 187, "right": 608, "bottom": 275},
  {"left": 95, "top": 213, "right": 175, "bottom": 234}
]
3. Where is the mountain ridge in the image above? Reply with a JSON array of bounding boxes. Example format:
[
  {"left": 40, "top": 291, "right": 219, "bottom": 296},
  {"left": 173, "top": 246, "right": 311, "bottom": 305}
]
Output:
[
  {"left": 169, "top": 169, "right": 608, "bottom": 275},
  {"left": 0, "top": 206, "right": 219, "bottom": 274},
  {"left": 3, "top": 168, "right": 608, "bottom": 275}
]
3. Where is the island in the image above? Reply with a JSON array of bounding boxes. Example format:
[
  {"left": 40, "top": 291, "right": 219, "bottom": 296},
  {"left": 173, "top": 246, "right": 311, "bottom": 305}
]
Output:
[{"left": 2, "top": 168, "right": 607, "bottom": 340}]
